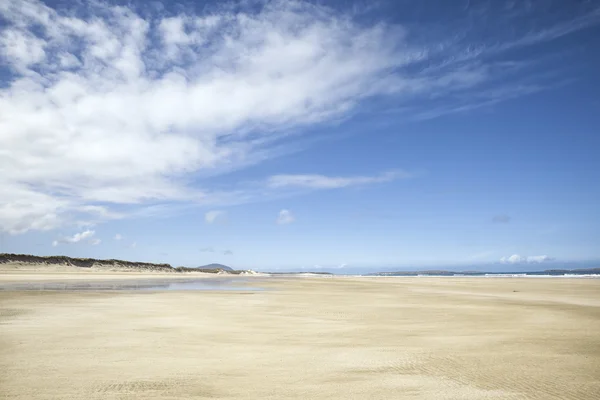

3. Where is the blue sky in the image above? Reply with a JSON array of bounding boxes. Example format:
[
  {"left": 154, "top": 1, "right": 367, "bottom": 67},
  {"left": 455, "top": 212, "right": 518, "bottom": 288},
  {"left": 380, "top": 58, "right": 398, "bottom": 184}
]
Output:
[{"left": 0, "top": 0, "right": 599, "bottom": 272}]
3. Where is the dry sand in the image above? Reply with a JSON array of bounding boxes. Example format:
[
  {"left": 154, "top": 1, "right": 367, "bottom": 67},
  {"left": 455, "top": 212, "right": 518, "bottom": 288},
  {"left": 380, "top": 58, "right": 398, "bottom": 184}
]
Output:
[{"left": 1, "top": 274, "right": 599, "bottom": 399}]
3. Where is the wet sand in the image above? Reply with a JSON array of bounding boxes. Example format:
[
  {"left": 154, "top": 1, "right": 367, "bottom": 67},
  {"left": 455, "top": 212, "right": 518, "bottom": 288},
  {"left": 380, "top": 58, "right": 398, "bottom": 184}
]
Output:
[
  {"left": 1, "top": 275, "right": 599, "bottom": 399},
  {"left": 0, "top": 264, "right": 208, "bottom": 282}
]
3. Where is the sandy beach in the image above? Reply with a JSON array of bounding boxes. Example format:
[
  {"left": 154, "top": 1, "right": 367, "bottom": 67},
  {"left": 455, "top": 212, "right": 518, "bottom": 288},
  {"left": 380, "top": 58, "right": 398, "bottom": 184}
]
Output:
[
  {"left": 0, "top": 263, "right": 244, "bottom": 282},
  {"left": 1, "top": 274, "right": 599, "bottom": 399}
]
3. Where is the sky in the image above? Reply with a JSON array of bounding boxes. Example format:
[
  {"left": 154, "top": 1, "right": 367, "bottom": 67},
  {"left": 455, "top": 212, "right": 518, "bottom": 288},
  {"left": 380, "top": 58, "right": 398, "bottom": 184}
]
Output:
[{"left": 0, "top": 0, "right": 599, "bottom": 273}]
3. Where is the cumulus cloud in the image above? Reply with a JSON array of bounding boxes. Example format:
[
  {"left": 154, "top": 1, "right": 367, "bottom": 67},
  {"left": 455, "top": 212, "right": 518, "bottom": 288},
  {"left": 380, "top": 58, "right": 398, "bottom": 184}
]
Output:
[
  {"left": 500, "top": 254, "right": 524, "bottom": 264},
  {"left": 492, "top": 214, "right": 511, "bottom": 223},
  {"left": 267, "top": 170, "right": 412, "bottom": 189},
  {"left": 1, "top": 0, "right": 597, "bottom": 234},
  {"left": 526, "top": 255, "right": 555, "bottom": 263},
  {"left": 52, "top": 229, "right": 96, "bottom": 246},
  {"left": 277, "top": 209, "right": 295, "bottom": 225},
  {"left": 500, "top": 254, "right": 555, "bottom": 264},
  {"left": 90, "top": 238, "right": 102, "bottom": 246},
  {"left": 114, "top": 234, "right": 122, "bottom": 240},
  {"left": 205, "top": 210, "right": 226, "bottom": 224}
]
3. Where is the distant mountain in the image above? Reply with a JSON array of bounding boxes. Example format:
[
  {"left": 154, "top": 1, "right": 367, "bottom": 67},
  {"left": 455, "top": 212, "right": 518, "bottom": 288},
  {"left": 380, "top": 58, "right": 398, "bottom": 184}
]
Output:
[{"left": 196, "top": 263, "right": 233, "bottom": 271}]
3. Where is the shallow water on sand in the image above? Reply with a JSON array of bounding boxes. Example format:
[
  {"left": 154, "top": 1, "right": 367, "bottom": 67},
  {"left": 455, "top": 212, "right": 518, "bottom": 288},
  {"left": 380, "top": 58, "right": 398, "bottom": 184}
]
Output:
[{"left": 0, "top": 278, "right": 265, "bottom": 291}]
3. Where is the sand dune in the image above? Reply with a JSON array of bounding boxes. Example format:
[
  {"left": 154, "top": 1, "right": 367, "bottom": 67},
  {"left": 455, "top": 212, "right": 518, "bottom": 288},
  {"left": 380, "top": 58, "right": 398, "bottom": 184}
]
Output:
[{"left": 1, "top": 276, "right": 599, "bottom": 399}]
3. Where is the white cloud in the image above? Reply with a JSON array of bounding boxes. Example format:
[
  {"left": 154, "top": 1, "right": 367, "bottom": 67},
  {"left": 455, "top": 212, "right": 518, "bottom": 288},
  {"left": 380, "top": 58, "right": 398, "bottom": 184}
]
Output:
[
  {"left": 114, "top": 234, "right": 122, "bottom": 240},
  {"left": 0, "top": 0, "right": 597, "bottom": 234},
  {"left": 0, "top": 0, "right": 418, "bottom": 233},
  {"left": 500, "top": 254, "right": 555, "bottom": 264},
  {"left": 267, "top": 170, "right": 411, "bottom": 189},
  {"left": 0, "top": 182, "right": 66, "bottom": 234},
  {"left": 277, "top": 209, "right": 295, "bottom": 225},
  {"left": 52, "top": 229, "right": 96, "bottom": 246},
  {"left": 0, "top": 29, "right": 46, "bottom": 72},
  {"left": 526, "top": 255, "right": 555, "bottom": 263},
  {"left": 500, "top": 254, "right": 525, "bottom": 264},
  {"left": 205, "top": 210, "right": 226, "bottom": 224},
  {"left": 90, "top": 238, "right": 101, "bottom": 246},
  {"left": 67, "top": 230, "right": 95, "bottom": 243}
]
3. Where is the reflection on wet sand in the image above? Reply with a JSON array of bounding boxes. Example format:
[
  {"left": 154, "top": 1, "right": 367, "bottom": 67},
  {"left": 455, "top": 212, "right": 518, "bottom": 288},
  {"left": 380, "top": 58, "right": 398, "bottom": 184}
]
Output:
[{"left": 0, "top": 278, "right": 265, "bottom": 291}]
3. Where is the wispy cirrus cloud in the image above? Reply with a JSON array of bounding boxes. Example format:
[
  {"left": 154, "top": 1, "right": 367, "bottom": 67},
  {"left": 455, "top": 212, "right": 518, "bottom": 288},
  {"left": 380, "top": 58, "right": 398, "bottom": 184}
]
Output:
[
  {"left": 488, "top": 4, "right": 600, "bottom": 53},
  {"left": 267, "top": 170, "right": 412, "bottom": 189},
  {"left": 1, "top": 0, "right": 597, "bottom": 233}
]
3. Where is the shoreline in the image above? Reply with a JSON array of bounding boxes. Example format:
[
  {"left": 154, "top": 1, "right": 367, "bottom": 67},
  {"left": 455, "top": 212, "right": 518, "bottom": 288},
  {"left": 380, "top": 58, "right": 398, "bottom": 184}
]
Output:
[
  {"left": 0, "top": 263, "right": 267, "bottom": 283},
  {"left": 2, "top": 268, "right": 599, "bottom": 284}
]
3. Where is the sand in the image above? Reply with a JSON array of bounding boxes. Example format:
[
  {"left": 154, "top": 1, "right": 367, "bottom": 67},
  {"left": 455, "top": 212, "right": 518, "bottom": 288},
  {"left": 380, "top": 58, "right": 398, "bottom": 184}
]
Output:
[
  {"left": 1, "top": 274, "right": 599, "bottom": 399},
  {"left": 0, "top": 263, "right": 224, "bottom": 282}
]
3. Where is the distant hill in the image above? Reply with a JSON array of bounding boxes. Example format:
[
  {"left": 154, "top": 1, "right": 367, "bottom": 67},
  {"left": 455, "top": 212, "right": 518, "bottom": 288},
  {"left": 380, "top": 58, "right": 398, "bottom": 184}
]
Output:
[
  {"left": 197, "top": 263, "right": 233, "bottom": 271},
  {"left": 544, "top": 268, "right": 600, "bottom": 274}
]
